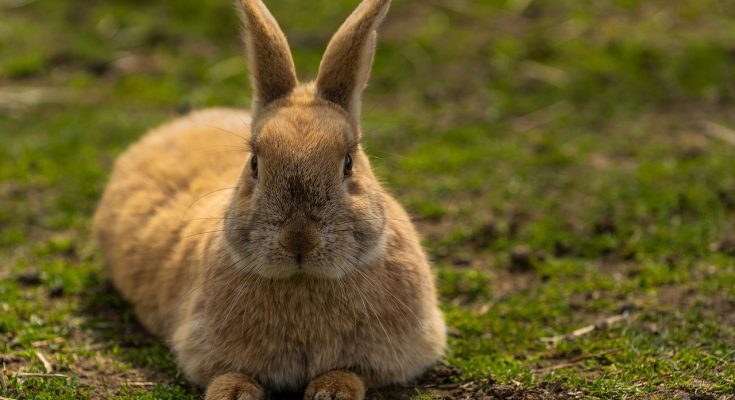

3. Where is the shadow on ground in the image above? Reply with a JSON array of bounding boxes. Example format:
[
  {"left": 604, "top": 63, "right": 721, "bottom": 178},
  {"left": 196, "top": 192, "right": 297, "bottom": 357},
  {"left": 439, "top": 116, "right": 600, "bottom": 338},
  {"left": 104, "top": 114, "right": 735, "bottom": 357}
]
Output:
[
  {"left": 76, "top": 274, "right": 203, "bottom": 398},
  {"left": 75, "top": 272, "right": 581, "bottom": 400}
]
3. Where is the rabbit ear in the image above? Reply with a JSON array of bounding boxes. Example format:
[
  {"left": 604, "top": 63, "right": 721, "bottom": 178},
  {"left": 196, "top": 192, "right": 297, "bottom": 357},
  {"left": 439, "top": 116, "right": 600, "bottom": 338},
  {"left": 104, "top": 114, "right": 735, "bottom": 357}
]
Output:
[
  {"left": 238, "top": 0, "right": 298, "bottom": 114},
  {"left": 316, "top": 0, "right": 390, "bottom": 123}
]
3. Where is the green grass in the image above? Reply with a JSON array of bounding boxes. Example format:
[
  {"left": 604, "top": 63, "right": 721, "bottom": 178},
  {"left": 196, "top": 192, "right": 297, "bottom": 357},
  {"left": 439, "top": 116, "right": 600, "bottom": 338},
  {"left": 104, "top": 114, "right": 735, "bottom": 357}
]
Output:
[{"left": 2, "top": 0, "right": 735, "bottom": 399}]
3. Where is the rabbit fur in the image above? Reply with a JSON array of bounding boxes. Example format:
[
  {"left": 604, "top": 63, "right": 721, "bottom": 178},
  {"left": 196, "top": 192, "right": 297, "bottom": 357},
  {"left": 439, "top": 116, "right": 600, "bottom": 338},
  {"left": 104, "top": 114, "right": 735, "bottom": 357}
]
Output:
[{"left": 93, "top": 0, "right": 446, "bottom": 398}]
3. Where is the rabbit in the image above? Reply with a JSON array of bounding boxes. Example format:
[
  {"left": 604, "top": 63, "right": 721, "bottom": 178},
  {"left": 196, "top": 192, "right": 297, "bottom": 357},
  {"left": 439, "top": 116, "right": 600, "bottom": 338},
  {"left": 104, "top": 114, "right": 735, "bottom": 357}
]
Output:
[{"left": 92, "top": 0, "right": 446, "bottom": 399}]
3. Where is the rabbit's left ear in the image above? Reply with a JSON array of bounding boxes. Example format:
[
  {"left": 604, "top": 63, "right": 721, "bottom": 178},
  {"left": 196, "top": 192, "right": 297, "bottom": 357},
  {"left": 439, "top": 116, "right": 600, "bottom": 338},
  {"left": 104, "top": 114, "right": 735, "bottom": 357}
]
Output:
[{"left": 316, "top": 0, "right": 391, "bottom": 123}]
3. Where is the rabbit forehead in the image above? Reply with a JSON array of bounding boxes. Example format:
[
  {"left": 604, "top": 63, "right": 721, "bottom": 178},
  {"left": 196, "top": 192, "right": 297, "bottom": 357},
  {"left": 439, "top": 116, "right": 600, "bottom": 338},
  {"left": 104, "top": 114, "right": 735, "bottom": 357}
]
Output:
[{"left": 254, "top": 103, "right": 355, "bottom": 158}]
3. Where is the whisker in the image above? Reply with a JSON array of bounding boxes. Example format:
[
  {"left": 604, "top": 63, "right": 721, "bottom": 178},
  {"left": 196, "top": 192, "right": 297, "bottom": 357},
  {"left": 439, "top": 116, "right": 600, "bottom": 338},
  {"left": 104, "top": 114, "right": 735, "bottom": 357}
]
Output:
[
  {"left": 344, "top": 253, "right": 420, "bottom": 327},
  {"left": 181, "top": 217, "right": 250, "bottom": 223},
  {"left": 194, "top": 122, "right": 249, "bottom": 143},
  {"left": 181, "top": 186, "right": 240, "bottom": 221},
  {"left": 338, "top": 257, "right": 401, "bottom": 367},
  {"left": 181, "top": 228, "right": 248, "bottom": 240}
]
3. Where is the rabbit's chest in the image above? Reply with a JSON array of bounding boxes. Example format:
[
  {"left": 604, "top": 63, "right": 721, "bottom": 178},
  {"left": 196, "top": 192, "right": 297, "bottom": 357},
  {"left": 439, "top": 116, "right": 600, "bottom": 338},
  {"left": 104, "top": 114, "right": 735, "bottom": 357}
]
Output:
[
  {"left": 240, "top": 290, "right": 368, "bottom": 355},
  {"left": 210, "top": 285, "right": 381, "bottom": 388}
]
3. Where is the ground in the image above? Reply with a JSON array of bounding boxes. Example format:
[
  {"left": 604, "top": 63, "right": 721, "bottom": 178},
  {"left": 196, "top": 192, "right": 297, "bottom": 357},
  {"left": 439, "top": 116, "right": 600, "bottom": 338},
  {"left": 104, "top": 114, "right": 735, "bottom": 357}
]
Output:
[{"left": 1, "top": 0, "right": 735, "bottom": 399}]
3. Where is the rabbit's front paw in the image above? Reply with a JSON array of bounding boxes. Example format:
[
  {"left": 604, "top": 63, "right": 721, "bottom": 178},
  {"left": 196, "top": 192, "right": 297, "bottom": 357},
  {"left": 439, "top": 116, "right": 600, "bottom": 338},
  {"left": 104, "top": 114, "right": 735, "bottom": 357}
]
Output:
[
  {"left": 205, "top": 372, "right": 264, "bottom": 400},
  {"left": 304, "top": 371, "right": 365, "bottom": 400}
]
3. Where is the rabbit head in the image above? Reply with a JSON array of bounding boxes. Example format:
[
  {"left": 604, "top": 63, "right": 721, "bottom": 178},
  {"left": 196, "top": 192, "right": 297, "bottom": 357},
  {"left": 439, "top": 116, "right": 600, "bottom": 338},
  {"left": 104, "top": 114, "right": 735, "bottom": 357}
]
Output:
[{"left": 224, "top": 0, "right": 392, "bottom": 279}]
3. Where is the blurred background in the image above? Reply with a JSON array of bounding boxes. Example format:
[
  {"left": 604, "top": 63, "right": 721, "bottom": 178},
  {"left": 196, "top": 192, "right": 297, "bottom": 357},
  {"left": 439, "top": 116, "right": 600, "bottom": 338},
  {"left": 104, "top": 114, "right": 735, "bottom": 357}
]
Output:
[{"left": 1, "top": 0, "right": 734, "bottom": 399}]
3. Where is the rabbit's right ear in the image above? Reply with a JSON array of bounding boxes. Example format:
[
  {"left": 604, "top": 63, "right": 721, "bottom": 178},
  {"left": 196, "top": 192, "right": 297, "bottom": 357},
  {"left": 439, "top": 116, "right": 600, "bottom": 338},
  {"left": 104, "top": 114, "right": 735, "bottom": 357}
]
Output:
[
  {"left": 316, "top": 0, "right": 390, "bottom": 124},
  {"left": 238, "top": 0, "right": 298, "bottom": 114}
]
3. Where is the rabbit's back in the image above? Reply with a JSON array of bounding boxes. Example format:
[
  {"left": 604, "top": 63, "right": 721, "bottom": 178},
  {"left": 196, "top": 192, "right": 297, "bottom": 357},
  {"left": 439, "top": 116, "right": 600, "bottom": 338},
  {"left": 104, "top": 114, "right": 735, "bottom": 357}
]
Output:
[{"left": 93, "top": 108, "right": 252, "bottom": 335}]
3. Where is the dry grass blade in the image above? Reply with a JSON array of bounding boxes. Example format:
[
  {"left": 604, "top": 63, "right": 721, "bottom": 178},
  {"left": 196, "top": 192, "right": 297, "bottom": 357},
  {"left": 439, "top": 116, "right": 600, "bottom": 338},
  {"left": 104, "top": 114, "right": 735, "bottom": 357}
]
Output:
[
  {"left": 128, "top": 382, "right": 156, "bottom": 387},
  {"left": 541, "top": 313, "right": 632, "bottom": 345},
  {"left": 0, "top": 87, "right": 69, "bottom": 113},
  {"left": 15, "top": 372, "right": 68, "bottom": 380},
  {"left": 0, "top": 0, "right": 37, "bottom": 10},
  {"left": 534, "top": 349, "right": 621, "bottom": 373},
  {"left": 703, "top": 121, "right": 735, "bottom": 147},
  {"left": 1, "top": 362, "right": 7, "bottom": 392},
  {"left": 34, "top": 350, "right": 53, "bottom": 374},
  {"left": 510, "top": 102, "right": 571, "bottom": 132},
  {"left": 0, "top": 396, "right": 18, "bottom": 400},
  {"left": 423, "top": 0, "right": 473, "bottom": 17}
]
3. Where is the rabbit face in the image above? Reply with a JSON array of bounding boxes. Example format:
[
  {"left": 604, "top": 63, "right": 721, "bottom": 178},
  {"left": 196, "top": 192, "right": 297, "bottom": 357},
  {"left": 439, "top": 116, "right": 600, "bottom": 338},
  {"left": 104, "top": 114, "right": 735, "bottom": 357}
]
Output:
[
  {"left": 221, "top": 0, "right": 392, "bottom": 280},
  {"left": 224, "top": 95, "right": 386, "bottom": 279}
]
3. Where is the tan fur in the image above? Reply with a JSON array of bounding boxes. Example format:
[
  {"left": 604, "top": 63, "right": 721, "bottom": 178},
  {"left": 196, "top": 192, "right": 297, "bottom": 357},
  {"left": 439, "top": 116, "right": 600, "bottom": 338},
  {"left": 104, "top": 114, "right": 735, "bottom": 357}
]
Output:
[
  {"left": 93, "top": 1, "right": 446, "bottom": 398},
  {"left": 238, "top": 0, "right": 297, "bottom": 113},
  {"left": 316, "top": 0, "right": 389, "bottom": 122},
  {"left": 205, "top": 372, "right": 264, "bottom": 400},
  {"left": 304, "top": 371, "right": 365, "bottom": 400}
]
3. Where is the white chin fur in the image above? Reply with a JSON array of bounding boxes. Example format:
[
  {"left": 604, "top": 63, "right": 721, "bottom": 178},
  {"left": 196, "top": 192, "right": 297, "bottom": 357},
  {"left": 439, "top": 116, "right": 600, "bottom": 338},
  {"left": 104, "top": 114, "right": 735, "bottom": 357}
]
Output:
[
  {"left": 254, "top": 264, "right": 345, "bottom": 280},
  {"left": 242, "top": 230, "right": 387, "bottom": 280}
]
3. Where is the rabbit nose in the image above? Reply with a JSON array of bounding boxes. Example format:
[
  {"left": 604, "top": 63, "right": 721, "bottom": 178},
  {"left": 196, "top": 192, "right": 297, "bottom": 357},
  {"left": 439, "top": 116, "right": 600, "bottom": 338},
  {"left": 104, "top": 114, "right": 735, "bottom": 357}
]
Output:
[{"left": 277, "top": 218, "right": 321, "bottom": 261}]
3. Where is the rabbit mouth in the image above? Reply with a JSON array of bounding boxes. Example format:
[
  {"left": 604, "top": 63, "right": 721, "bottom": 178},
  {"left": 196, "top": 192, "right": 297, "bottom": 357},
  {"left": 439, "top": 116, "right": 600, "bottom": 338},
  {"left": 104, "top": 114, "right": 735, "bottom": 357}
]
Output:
[
  {"left": 271, "top": 228, "right": 388, "bottom": 280},
  {"left": 236, "top": 234, "right": 385, "bottom": 280},
  {"left": 225, "top": 218, "right": 387, "bottom": 280},
  {"left": 252, "top": 260, "right": 347, "bottom": 280}
]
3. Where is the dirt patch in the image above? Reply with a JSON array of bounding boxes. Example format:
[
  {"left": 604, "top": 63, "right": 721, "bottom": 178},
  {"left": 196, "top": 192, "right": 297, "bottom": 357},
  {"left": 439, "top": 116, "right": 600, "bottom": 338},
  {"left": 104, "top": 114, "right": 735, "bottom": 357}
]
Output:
[
  {"left": 416, "top": 212, "right": 543, "bottom": 304},
  {"left": 71, "top": 281, "right": 196, "bottom": 399},
  {"left": 367, "top": 366, "right": 584, "bottom": 400},
  {"left": 0, "top": 353, "right": 28, "bottom": 376},
  {"left": 657, "top": 283, "right": 735, "bottom": 328},
  {"left": 638, "top": 388, "right": 732, "bottom": 400},
  {"left": 710, "top": 235, "right": 735, "bottom": 257},
  {"left": 69, "top": 350, "right": 186, "bottom": 399},
  {"left": 248, "top": 364, "right": 582, "bottom": 400},
  {"left": 2, "top": 345, "right": 188, "bottom": 400},
  {"left": 0, "top": 273, "right": 194, "bottom": 400}
]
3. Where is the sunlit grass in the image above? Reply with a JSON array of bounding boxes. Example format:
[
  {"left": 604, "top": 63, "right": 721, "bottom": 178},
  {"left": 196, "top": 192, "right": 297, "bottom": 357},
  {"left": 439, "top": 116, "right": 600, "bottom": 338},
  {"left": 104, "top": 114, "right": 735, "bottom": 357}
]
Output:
[{"left": 1, "top": 0, "right": 734, "bottom": 398}]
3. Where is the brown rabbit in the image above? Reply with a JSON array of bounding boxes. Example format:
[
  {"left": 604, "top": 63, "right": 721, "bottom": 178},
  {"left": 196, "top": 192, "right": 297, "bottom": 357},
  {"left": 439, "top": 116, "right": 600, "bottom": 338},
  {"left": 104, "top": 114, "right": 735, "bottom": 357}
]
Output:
[{"left": 92, "top": 0, "right": 446, "bottom": 399}]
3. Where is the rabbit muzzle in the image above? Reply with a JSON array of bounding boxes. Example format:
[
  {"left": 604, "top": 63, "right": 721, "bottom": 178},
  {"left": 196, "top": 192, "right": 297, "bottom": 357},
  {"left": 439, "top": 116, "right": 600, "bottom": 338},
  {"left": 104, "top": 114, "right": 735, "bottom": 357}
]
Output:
[{"left": 277, "top": 214, "right": 322, "bottom": 265}]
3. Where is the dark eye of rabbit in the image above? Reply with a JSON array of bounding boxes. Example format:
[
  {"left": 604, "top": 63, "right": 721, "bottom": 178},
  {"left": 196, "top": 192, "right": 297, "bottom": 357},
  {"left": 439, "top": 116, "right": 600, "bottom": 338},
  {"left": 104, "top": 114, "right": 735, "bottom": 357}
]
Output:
[
  {"left": 250, "top": 154, "right": 258, "bottom": 179},
  {"left": 343, "top": 154, "right": 353, "bottom": 177}
]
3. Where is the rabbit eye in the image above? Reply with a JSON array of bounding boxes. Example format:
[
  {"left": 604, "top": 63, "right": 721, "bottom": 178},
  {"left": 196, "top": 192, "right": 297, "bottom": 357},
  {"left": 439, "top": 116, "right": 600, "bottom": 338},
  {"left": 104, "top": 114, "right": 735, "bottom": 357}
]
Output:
[
  {"left": 250, "top": 154, "right": 258, "bottom": 179},
  {"left": 343, "top": 154, "right": 353, "bottom": 177}
]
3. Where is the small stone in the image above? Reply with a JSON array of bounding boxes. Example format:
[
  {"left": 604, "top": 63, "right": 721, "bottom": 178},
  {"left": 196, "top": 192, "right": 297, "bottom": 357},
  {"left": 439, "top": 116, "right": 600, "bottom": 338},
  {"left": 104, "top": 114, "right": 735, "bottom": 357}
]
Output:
[
  {"left": 509, "top": 245, "right": 534, "bottom": 272},
  {"left": 470, "top": 221, "right": 497, "bottom": 248},
  {"left": 176, "top": 102, "right": 192, "bottom": 115},
  {"left": 49, "top": 284, "right": 65, "bottom": 298},
  {"left": 710, "top": 236, "right": 735, "bottom": 256},
  {"left": 553, "top": 241, "right": 572, "bottom": 256},
  {"left": 16, "top": 269, "right": 41, "bottom": 285},
  {"left": 618, "top": 302, "right": 637, "bottom": 314},
  {"left": 593, "top": 216, "right": 617, "bottom": 234},
  {"left": 452, "top": 255, "right": 472, "bottom": 267}
]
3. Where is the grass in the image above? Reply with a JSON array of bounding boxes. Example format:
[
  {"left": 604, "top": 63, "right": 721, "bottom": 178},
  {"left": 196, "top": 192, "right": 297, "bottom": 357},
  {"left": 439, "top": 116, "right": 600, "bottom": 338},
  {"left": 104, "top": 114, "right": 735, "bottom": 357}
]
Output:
[{"left": 1, "top": 0, "right": 735, "bottom": 399}]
